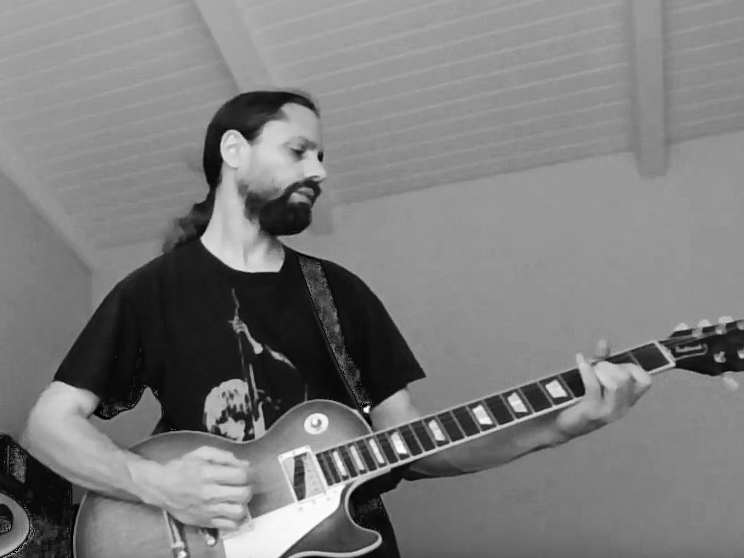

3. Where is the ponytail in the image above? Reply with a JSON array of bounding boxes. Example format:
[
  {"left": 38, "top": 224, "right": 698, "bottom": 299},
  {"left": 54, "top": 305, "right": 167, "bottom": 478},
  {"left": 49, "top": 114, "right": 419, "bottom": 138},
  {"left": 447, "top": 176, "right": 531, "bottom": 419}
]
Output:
[{"left": 161, "top": 188, "right": 215, "bottom": 253}]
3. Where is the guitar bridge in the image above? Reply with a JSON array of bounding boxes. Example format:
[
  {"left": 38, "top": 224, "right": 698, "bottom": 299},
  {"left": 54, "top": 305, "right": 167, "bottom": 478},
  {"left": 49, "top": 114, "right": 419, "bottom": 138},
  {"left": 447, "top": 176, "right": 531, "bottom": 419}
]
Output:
[{"left": 278, "top": 447, "right": 327, "bottom": 502}]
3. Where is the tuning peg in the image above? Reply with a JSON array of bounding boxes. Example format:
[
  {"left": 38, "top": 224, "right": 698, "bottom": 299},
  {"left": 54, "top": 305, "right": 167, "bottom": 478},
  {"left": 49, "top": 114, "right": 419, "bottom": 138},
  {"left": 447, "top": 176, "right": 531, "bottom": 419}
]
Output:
[
  {"left": 722, "top": 372, "right": 740, "bottom": 392},
  {"left": 718, "top": 316, "right": 735, "bottom": 324},
  {"left": 714, "top": 351, "right": 727, "bottom": 364},
  {"left": 671, "top": 323, "right": 690, "bottom": 337},
  {"left": 697, "top": 319, "right": 712, "bottom": 328}
]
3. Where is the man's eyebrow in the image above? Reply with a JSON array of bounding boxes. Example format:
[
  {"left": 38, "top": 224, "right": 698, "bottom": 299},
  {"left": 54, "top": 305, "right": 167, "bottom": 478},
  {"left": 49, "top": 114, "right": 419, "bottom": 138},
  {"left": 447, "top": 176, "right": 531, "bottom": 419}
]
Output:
[{"left": 288, "top": 136, "right": 317, "bottom": 148}]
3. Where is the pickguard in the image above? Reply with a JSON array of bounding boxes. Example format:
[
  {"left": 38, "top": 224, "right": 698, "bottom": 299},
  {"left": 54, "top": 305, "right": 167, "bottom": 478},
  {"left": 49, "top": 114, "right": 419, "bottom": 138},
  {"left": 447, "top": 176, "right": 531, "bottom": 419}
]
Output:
[{"left": 221, "top": 486, "right": 345, "bottom": 558}]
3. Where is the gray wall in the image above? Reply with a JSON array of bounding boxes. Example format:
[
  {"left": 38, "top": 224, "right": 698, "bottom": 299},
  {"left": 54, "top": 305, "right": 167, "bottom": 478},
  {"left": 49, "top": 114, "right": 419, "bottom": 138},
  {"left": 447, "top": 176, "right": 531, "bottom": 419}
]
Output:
[
  {"left": 94, "top": 130, "right": 744, "bottom": 557},
  {"left": 289, "top": 130, "right": 744, "bottom": 558},
  {"left": 0, "top": 171, "right": 91, "bottom": 438}
]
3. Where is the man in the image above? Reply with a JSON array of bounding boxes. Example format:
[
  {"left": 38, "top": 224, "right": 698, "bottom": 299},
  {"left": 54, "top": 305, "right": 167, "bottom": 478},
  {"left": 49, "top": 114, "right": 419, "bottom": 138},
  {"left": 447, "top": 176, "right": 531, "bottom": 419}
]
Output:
[{"left": 20, "top": 90, "right": 651, "bottom": 557}]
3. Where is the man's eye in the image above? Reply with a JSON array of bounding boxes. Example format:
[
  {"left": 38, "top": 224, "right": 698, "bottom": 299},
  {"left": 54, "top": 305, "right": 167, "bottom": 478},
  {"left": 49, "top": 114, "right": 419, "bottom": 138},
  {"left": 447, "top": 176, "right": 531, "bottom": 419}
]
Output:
[{"left": 290, "top": 148, "right": 305, "bottom": 159}]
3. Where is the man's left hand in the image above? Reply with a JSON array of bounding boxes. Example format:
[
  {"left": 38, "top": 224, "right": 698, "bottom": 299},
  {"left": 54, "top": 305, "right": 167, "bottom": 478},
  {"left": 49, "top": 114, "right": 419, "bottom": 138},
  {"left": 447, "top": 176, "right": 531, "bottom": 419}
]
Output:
[{"left": 552, "top": 339, "right": 652, "bottom": 443}]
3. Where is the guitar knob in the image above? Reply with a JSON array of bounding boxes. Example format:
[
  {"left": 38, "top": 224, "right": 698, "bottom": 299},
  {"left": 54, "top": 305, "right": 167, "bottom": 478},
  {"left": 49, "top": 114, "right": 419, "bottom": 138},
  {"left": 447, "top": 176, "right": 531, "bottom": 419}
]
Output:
[
  {"left": 738, "top": 349, "right": 744, "bottom": 360},
  {"left": 714, "top": 351, "right": 727, "bottom": 364}
]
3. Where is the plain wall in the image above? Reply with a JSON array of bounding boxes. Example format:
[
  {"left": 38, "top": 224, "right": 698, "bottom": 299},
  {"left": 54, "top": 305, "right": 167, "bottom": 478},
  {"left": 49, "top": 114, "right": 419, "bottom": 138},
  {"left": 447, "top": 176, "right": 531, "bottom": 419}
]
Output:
[
  {"left": 93, "top": 130, "right": 744, "bottom": 558},
  {"left": 0, "top": 171, "right": 91, "bottom": 439}
]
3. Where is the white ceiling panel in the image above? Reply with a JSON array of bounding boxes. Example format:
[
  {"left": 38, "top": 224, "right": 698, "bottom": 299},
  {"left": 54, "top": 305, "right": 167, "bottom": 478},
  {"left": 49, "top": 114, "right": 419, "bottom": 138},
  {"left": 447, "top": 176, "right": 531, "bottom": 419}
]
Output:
[{"left": 0, "top": 0, "right": 740, "bottom": 259}]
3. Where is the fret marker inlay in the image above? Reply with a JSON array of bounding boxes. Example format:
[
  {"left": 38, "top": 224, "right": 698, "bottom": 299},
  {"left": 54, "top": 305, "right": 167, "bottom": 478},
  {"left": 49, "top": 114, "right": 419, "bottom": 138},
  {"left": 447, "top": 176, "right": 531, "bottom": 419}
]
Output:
[
  {"left": 427, "top": 419, "right": 446, "bottom": 442},
  {"left": 368, "top": 439, "right": 386, "bottom": 465},
  {"left": 507, "top": 392, "right": 528, "bottom": 414},
  {"left": 349, "top": 445, "right": 366, "bottom": 472},
  {"left": 332, "top": 451, "right": 348, "bottom": 477},
  {"left": 471, "top": 404, "right": 493, "bottom": 426},
  {"left": 390, "top": 432, "right": 408, "bottom": 456},
  {"left": 545, "top": 380, "right": 568, "bottom": 399}
]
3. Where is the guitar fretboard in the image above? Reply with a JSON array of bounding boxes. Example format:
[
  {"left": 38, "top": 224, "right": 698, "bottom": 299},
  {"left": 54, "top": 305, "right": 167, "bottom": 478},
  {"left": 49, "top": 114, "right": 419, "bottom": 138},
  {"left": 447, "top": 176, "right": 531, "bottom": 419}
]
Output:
[{"left": 315, "top": 342, "right": 674, "bottom": 487}]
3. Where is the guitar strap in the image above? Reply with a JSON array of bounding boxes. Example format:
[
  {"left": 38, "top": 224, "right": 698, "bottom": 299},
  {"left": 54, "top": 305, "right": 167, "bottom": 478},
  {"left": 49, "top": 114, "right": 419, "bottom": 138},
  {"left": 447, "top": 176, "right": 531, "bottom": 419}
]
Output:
[
  {"left": 296, "top": 252, "right": 373, "bottom": 423},
  {"left": 295, "top": 251, "right": 402, "bottom": 556}
]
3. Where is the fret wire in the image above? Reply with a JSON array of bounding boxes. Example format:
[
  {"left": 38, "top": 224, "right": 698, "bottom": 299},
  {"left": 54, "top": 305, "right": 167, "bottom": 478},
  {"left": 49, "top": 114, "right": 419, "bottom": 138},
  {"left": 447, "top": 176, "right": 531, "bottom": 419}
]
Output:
[
  {"left": 375, "top": 433, "right": 400, "bottom": 463},
  {"left": 437, "top": 411, "right": 466, "bottom": 441},
  {"left": 423, "top": 415, "right": 451, "bottom": 445},
  {"left": 452, "top": 406, "right": 480, "bottom": 436},
  {"left": 485, "top": 394, "right": 515, "bottom": 424},
  {"left": 319, "top": 451, "right": 341, "bottom": 485},
  {"left": 365, "top": 436, "right": 389, "bottom": 467},
  {"left": 316, "top": 452, "right": 334, "bottom": 485},
  {"left": 348, "top": 444, "right": 367, "bottom": 473},
  {"left": 356, "top": 440, "right": 379, "bottom": 471},
  {"left": 504, "top": 390, "right": 533, "bottom": 416},
  {"left": 338, "top": 446, "right": 358, "bottom": 477},
  {"left": 520, "top": 383, "right": 552, "bottom": 413},
  {"left": 560, "top": 368, "right": 585, "bottom": 397},
  {"left": 632, "top": 343, "right": 672, "bottom": 372},
  {"left": 388, "top": 429, "right": 412, "bottom": 457},
  {"left": 468, "top": 401, "right": 496, "bottom": 430},
  {"left": 411, "top": 420, "right": 437, "bottom": 451},
  {"left": 539, "top": 375, "right": 574, "bottom": 404},
  {"left": 625, "top": 350, "right": 642, "bottom": 368},
  {"left": 331, "top": 450, "right": 350, "bottom": 479},
  {"left": 399, "top": 425, "right": 423, "bottom": 455}
]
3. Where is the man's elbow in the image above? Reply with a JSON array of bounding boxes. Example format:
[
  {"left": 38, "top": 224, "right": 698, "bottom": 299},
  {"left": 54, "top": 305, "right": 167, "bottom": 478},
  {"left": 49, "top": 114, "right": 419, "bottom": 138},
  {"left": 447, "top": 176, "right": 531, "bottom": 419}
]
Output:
[
  {"left": 18, "top": 394, "right": 52, "bottom": 455},
  {"left": 18, "top": 382, "right": 84, "bottom": 454}
]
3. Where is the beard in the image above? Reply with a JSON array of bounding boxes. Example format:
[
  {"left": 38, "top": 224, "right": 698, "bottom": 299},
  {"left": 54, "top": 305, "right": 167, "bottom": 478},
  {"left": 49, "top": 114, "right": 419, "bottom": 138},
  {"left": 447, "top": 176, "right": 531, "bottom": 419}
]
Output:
[{"left": 243, "top": 179, "right": 322, "bottom": 237}]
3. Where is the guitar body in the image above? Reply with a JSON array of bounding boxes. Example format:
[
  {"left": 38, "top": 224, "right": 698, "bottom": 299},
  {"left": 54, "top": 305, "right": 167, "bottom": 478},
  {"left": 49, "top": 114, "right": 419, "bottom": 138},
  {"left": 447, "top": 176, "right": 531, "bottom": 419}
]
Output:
[{"left": 74, "top": 400, "right": 382, "bottom": 558}]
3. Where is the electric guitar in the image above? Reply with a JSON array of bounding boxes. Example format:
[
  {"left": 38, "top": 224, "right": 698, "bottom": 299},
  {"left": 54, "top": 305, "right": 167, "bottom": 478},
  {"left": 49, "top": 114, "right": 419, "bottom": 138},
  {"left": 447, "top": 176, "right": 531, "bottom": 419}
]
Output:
[{"left": 73, "top": 319, "right": 744, "bottom": 558}]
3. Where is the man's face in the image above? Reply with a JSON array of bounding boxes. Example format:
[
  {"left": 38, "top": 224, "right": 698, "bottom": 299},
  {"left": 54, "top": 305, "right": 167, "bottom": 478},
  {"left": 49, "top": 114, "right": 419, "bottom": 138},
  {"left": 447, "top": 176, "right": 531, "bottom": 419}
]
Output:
[{"left": 236, "top": 103, "right": 326, "bottom": 236}]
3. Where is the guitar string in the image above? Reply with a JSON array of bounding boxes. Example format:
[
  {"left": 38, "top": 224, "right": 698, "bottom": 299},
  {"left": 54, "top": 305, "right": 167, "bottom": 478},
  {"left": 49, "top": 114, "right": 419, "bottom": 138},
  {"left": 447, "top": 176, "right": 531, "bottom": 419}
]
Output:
[{"left": 317, "top": 324, "right": 744, "bottom": 483}]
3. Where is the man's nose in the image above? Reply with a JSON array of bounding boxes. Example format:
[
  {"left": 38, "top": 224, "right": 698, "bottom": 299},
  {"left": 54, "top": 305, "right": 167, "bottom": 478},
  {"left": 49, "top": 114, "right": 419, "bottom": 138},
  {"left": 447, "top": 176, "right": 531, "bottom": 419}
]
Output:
[{"left": 304, "top": 156, "right": 327, "bottom": 183}]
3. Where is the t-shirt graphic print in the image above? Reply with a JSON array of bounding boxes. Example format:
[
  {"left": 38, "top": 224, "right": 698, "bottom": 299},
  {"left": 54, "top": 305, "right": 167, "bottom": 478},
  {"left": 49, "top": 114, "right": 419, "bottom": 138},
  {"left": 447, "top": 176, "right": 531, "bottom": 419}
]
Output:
[{"left": 203, "top": 288, "right": 308, "bottom": 442}]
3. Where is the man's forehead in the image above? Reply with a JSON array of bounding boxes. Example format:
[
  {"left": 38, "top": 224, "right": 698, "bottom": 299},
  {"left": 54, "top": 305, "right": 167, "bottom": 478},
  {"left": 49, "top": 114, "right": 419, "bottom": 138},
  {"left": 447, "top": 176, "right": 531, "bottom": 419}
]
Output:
[{"left": 267, "top": 103, "right": 322, "bottom": 139}]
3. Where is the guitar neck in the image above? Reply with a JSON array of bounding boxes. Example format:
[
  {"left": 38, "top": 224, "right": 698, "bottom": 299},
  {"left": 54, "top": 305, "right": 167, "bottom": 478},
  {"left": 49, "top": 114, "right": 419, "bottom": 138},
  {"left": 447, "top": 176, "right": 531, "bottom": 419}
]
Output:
[{"left": 314, "top": 341, "right": 676, "bottom": 486}]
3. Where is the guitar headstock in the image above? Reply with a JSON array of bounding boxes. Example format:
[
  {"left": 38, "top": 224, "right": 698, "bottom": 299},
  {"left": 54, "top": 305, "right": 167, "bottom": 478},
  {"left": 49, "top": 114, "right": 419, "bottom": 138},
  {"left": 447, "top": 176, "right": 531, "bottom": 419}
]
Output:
[{"left": 662, "top": 317, "right": 744, "bottom": 377}]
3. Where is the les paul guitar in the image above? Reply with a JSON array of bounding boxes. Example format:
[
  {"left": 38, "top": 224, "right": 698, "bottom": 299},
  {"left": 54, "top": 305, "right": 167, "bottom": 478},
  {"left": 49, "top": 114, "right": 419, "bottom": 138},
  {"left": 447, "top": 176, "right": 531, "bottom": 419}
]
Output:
[{"left": 73, "top": 319, "right": 744, "bottom": 558}]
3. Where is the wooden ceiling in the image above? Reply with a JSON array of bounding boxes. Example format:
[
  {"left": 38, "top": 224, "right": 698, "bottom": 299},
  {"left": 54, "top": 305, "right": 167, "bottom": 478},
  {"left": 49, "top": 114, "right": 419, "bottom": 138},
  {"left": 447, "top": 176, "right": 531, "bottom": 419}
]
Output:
[{"left": 0, "top": 0, "right": 742, "bottom": 266}]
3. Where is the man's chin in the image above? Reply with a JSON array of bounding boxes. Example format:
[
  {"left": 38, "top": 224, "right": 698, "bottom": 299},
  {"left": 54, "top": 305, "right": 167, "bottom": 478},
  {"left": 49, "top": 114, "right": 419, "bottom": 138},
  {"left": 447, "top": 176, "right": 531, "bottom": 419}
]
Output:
[{"left": 260, "top": 211, "right": 313, "bottom": 236}]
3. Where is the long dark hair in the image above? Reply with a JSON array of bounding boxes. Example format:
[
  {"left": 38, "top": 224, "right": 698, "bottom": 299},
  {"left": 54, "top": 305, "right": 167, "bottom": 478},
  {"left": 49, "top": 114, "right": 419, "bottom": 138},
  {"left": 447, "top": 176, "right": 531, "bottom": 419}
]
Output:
[{"left": 162, "top": 90, "right": 319, "bottom": 253}]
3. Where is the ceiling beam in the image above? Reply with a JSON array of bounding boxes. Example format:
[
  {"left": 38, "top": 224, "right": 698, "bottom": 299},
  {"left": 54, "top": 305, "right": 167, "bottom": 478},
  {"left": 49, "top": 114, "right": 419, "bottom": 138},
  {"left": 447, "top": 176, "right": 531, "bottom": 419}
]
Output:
[
  {"left": 627, "top": 0, "right": 667, "bottom": 178},
  {"left": 193, "top": 0, "right": 275, "bottom": 90},
  {"left": 0, "top": 136, "right": 100, "bottom": 271}
]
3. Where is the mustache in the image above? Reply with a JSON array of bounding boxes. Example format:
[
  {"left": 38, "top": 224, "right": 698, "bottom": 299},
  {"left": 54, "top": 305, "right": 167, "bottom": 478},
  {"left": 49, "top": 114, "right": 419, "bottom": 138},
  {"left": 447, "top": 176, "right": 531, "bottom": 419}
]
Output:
[{"left": 283, "top": 179, "right": 322, "bottom": 202}]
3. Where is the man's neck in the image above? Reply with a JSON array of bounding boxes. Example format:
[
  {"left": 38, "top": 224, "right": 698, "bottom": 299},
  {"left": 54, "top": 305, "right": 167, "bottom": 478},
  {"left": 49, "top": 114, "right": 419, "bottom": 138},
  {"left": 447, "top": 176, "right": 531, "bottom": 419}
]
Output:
[{"left": 201, "top": 206, "right": 284, "bottom": 273}]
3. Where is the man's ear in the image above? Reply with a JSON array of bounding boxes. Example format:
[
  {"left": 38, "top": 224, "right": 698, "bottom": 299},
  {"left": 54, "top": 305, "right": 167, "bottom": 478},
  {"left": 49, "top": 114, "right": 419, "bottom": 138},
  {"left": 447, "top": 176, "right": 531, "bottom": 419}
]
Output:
[{"left": 220, "top": 130, "right": 249, "bottom": 169}]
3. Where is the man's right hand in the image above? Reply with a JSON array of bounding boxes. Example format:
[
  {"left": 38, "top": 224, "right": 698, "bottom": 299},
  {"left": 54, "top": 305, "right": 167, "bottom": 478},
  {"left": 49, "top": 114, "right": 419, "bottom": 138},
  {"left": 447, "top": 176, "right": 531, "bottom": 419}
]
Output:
[{"left": 142, "top": 446, "right": 254, "bottom": 531}]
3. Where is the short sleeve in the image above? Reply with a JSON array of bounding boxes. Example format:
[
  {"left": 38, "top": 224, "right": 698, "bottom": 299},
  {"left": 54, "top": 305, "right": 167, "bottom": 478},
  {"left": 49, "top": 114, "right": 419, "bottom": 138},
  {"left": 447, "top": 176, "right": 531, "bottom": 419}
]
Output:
[
  {"left": 54, "top": 280, "right": 151, "bottom": 419},
  {"left": 325, "top": 263, "right": 426, "bottom": 406}
]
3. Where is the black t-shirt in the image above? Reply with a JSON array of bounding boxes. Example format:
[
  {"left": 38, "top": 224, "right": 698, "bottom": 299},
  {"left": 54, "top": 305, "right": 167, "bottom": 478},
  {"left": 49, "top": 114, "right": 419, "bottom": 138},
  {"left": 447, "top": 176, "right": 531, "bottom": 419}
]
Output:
[{"left": 55, "top": 239, "right": 426, "bottom": 557}]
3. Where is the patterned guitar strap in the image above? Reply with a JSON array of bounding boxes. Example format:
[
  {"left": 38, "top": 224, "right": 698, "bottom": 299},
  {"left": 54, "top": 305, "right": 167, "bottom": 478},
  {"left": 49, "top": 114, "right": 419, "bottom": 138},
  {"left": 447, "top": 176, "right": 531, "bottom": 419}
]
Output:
[{"left": 296, "top": 252, "right": 397, "bottom": 540}]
